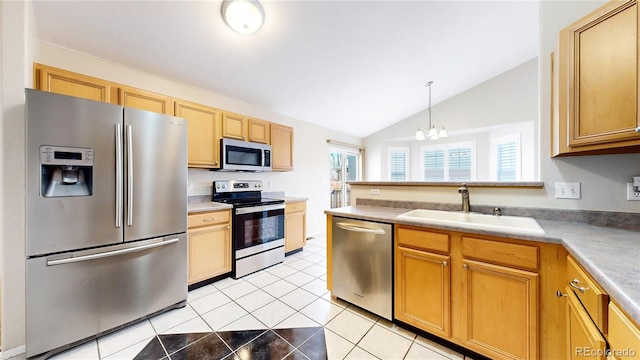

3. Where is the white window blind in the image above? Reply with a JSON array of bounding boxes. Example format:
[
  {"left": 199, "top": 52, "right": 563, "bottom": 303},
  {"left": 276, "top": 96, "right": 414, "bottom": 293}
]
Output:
[
  {"left": 423, "top": 149, "right": 445, "bottom": 181},
  {"left": 491, "top": 133, "right": 521, "bottom": 181},
  {"left": 421, "top": 142, "right": 475, "bottom": 181},
  {"left": 496, "top": 142, "right": 517, "bottom": 181},
  {"left": 388, "top": 147, "right": 409, "bottom": 181}
]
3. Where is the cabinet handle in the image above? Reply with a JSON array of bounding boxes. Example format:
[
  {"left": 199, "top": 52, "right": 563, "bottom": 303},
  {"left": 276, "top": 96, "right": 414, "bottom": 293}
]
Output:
[
  {"left": 569, "top": 278, "right": 586, "bottom": 293},
  {"left": 556, "top": 290, "right": 568, "bottom": 298},
  {"left": 203, "top": 217, "right": 215, "bottom": 222},
  {"left": 462, "top": 264, "right": 468, "bottom": 269},
  {"left": 442, "top": 261, "right": 448, "bottom": 267}
]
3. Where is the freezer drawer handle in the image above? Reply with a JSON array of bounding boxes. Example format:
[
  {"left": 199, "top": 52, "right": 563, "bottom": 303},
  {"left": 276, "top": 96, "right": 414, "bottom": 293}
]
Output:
[
  {"left": 46, "top": 238, "right": 179, "bottom": 266},
  {"left": 336, "top": 222, "right": 386, "bottom": 235}
]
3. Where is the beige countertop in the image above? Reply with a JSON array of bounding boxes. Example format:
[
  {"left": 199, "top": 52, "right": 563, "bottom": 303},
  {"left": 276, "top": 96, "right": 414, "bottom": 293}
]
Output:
[
  {"left": 187, "top": 202, "right": 233, "bottom": 213},
  {"left": 325, "top": 205, "right": 640, "bottom": 325}
]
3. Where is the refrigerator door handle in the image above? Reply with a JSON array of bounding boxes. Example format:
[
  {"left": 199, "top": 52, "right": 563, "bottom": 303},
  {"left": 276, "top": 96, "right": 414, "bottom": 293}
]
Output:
[
  {"left": 115, "top": 123, "right": 123, "bottom": 228},
  {"left": 47, "top": 238, "right": 180, "bottom": 266},
  {"left": 126, "top": 124, "right": 133, "bottom": 226}
]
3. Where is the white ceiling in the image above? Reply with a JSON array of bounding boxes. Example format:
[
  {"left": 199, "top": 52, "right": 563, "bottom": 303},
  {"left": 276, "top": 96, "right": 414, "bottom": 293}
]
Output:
[{"left": 32, "top": 0, "right": 540, "bottom": 138}]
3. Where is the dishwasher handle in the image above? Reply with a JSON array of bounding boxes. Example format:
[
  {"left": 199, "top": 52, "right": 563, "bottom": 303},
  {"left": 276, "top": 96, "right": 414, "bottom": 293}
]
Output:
[{"left": 336, "top": 222, "right": 386, "bottom": 235}]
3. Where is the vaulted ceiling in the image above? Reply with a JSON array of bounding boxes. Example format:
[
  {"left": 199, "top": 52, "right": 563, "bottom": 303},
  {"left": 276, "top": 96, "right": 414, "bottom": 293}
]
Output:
[{"left": 32, "top": 0, "right": 539, "bottom": 138}]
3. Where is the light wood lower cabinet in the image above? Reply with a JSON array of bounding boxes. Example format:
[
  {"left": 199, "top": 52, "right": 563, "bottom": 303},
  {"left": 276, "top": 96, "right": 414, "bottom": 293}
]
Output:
[
  {"left": 187, "top": 210, "right": 232, "bottom": 285},
  {"left": 285, "top": 201, "right": 306, "bottom": 253},
  {"left": 462, "top": 259, "right": 538, "bottom": 360},
  {"left": 608, "top": 302, "right": 640, "bottom": 360},
  {"left": 395, "top": 246, "right": 451, "bottom": 338},
  {"left": 393, "top": 225, "right": 544, "bottom": 360},
  {"left": 566, "top": 287, "right": 607, "bottom": 360}
]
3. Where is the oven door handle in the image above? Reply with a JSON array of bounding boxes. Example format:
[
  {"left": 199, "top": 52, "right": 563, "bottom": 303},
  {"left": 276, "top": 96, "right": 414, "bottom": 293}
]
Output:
[{"left": 236, "top": 203, "right": 285, "bottom": 215}]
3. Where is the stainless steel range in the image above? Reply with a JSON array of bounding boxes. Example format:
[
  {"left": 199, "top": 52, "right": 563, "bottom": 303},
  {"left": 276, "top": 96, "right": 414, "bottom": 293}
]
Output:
[{"left": 212, "top": 180, "right": 285, "bottom": 278}]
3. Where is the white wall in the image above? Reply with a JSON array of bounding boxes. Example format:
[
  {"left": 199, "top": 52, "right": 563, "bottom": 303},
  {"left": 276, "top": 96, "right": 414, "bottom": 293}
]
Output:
[
  {"left": 365, "top": 57, "right": 539, "bottom": 182},
  {"left": 359, "top": 1, "right": 640, "bottom": 214},
  {"left": 1, "top": 0, "right": 38, "bottom": 356}
]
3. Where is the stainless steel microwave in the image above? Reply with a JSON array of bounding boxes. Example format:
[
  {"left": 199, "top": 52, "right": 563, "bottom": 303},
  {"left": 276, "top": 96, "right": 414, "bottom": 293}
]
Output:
[{"left": 219, "top": 138, "right": 272, "bottom": 172}]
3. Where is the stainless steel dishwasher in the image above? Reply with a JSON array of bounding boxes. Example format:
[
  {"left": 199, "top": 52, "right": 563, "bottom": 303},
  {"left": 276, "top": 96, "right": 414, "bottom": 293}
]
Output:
[{"left": 331, "top": 216, "right": 393, "bottom": 320}]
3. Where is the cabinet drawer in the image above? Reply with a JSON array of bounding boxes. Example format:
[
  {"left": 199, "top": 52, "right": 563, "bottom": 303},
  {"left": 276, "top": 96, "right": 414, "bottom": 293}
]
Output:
[
  {"left": 285, "top": 201, "right": 306, "bottom": 214},
  {"left": 462, "top": 237, "right": 538, "bottom": 271},
  {"left": 188, "top": 210, "right": 230, "bottom": 229},
  {"left": 567, "top": 256, "right": 609, "bottom": 334},
  {"left": 396, "top": 227, "right": 450, "bottom": 254}
]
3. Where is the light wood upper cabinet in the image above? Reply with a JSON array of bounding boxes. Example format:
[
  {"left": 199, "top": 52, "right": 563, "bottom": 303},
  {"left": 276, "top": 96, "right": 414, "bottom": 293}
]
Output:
[
  {"left": 284, "top": 201, "right": 306, "bottom": 253},
  {"left": 553, "top": 0, "right": 640, "bottom": 156},
  {"left": 34, "top": 63, "right": 116, "bottom": 103},
  {"left": 271, "top": 123, "right": 294, "bottom": 171},
  {"left": 187, "top": 210, "right": 232, "bottom": 285},
  {"left": 248, "top": 118, "right": 270, "bottom": 144},
  {"left": 118, "top": 86, "right": 174, "bottom": 115},
  {"left": 221, "top": 112, "right": 248, "bottom": 140},
  {"left": 175, "top": 100, "right": 221, "bottom": 169}
]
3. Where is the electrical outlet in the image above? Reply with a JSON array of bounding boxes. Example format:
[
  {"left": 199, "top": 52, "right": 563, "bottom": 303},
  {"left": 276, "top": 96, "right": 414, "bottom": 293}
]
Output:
[
  {"left": 370, "top": 188, "right": 381, "bottom": 195},
  {"left": 555, "top": 182, "right": 581, "bottom": 199},
  {"left": 627, "top": 183, "right": 640, "bottom": 201}
]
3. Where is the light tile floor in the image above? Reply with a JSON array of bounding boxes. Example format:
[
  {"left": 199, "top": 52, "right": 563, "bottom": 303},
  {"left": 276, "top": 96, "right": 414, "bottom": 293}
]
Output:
[{"left": 13, "top": 234, "right": 474, "bottom": 360}]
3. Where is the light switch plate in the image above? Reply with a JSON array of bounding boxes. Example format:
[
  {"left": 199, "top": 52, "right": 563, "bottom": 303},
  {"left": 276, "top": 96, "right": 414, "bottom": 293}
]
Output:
[{"left": 555, "top": 182, "right": 581, "bottom": 199}]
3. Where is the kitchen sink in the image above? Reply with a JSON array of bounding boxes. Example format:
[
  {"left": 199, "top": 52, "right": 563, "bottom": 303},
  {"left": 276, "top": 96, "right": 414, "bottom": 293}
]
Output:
[{"left": 396, "top": 209, "right": 545, "bottom": 235}]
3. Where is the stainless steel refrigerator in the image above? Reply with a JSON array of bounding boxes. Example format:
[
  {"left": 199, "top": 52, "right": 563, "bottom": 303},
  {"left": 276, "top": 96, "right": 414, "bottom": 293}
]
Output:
[{"left": 25, "top": 89, "right": 188, "bottom": 358}]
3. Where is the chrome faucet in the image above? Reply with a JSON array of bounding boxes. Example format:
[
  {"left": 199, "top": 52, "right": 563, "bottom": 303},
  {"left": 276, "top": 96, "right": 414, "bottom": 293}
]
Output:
[{"left": 457, "top": 183, "right": 470, "bottom": 213}]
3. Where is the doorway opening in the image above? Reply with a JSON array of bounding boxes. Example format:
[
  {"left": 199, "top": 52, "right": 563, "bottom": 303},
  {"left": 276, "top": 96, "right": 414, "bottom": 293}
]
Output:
[{"left": 329, "top": 147, "right": 361, "bottom": 209}]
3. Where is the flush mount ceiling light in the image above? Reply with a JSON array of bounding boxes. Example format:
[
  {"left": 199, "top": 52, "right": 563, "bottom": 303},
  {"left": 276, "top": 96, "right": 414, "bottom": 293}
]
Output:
[
  {"left": 221, "top": 0, "right": 265, "bottom": 34},
  {"left": 415, "top": 81, "right": 447, "bottom": 141}
]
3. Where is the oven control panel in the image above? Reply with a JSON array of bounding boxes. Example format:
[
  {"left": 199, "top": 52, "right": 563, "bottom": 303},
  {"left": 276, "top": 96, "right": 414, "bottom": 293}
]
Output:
[{"left": 213, "top": 180, "right": 263, "bottom": 193}]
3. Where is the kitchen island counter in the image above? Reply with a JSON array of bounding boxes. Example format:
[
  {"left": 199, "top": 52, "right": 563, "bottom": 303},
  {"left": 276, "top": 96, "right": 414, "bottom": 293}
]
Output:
[{"left": 325, "top": 204, "right": 640, "bottom": 326}]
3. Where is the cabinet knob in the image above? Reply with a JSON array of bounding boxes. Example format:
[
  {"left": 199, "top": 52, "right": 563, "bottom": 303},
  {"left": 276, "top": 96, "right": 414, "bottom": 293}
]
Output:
[
  {"left": 442, "top": 261, "right": 448, "bottom": 267},
  {"left": 635, "top": 126, "right": 640, "bottom": 133},
  {"left": 462, "top": 264, "right": 468, "bottom": 269},
  {"left": 556, "top": 290, "right": 568, "bottom": 298}
]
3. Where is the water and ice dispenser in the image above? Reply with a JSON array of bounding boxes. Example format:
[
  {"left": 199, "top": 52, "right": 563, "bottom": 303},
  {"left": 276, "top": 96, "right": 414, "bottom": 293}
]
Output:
[{"left": 40, "top": 145, "right": 93, "bottom": 197}]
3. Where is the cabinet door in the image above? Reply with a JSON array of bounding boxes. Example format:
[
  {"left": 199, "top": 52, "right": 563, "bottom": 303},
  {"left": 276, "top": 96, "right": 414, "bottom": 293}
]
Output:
[
  {"left": 462, "top": 259, "right": 538, "bottom": 360},
  {"left": 175, "top": 100, "right": 221, "bottom": 168},
  {"left": 285, "top": 209, "right": 306, "bottom": 253},
  {"left": 35, "top": 64, "right": 114, "bottom": 103},
  {"left": 566, "top": 288, "right": 607, "bottom": 360},
  {"left": 608, "top": 302, "right": 640, "bottom": 360},
  {"left": 118, "top": 86, "right": 174, "bottom": 115},
  {"left": 221, "top": 112, "right": 247, "bottom": 140},
  {"left": 557, "top": 1, "right": 640, "bottom": 153},
  {"left": 188, "top": 223, "right": 231, "bottom": 284},
  {"left": 395, "top": 246, "right": 451, "bottom": 339},
  {"left": 271, "top": 123, "right": 294, "bottom": 171},
  {"left": 248, "top": 118, "right": 270, "bottom": 144}
]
